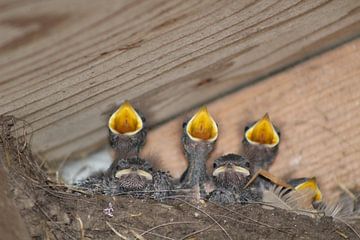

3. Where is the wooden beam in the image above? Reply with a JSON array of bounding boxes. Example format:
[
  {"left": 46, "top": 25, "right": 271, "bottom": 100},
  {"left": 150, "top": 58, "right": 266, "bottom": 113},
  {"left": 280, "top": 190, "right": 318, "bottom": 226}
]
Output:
[
  {"left": 142, "top": 39, "right": 360, "bottom": 200},
  {"left": 0, "top": 0, "right": 360, "bottom": 164}
]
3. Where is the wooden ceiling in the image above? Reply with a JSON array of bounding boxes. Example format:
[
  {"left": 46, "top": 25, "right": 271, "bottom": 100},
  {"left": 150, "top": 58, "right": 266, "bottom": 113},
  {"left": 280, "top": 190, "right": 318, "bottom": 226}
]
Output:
[{"left": 0, "top": 0, "right": 360, "bottom": 165}]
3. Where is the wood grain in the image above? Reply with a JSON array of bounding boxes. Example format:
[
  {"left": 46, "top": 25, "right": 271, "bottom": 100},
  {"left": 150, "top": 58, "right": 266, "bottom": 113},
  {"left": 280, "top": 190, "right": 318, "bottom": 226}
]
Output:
[
  {"left": 0, "top": 0, "right": 360, "bottom": 164},
  {"left": 142, "top": 39, "right": 360, "bottom": 200}
]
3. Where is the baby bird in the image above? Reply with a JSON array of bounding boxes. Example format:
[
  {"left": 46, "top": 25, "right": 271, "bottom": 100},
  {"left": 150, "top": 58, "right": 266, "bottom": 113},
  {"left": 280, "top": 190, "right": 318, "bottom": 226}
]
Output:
[
  {"left": 76, "top": 100, "right": 173, "bottom": 199},
  {"left": 209, "top": 154, "right": 262, "bottom": 204},
  {"left": 180, "top": 106, "right": 218, "bottom": 199},
  {"left": 109, "top": 157, "right": 173, "bottom": 199},
  {"left": 288, "top": 177, "right": 323, "bottom": 208},
  {"left": 76, "top": 157, "right": 173, "bottom": 200},
  {"left": 242, "top": 113, "right": 280, "bottom": 173},
  {"left": 107, "top": 101, "right": 147, "bottom": 176}
]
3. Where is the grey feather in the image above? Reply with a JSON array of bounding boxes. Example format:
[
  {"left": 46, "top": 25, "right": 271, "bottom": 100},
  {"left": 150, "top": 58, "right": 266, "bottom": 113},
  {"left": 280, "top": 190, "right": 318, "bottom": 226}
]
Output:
[{"left": 261, "top": 185, "right": 317, "bottom": 214}]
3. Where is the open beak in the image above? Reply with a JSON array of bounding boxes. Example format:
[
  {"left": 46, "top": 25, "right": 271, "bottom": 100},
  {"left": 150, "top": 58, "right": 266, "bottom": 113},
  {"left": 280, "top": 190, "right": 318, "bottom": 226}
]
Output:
[
  {"left": 245, "top": 113, "right": 279, "bottom": 147},
  {"left": 108, "top": 101, "right": 143, "bottom": 135},
  {"left": 213, "top": 165, "right": 250, "bottom": 177},
  {"left": 186, "top": 106, "right": 218, "bottom": 142},
  {"left": 293, "top": 177, "right": 322, "bottom": 202},
  {"left": 115, "top": 169, "right": 153, "bottom": 181}
]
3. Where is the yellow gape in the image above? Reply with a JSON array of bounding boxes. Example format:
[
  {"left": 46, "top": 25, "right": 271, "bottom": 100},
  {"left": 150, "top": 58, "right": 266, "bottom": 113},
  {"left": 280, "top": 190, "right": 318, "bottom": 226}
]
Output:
[
  {"left": 108, "top": 101, "right": 143, "bottom": 135},
  {"left": 186, "top": 106, "right": 218, "bottom": 142},
  {"left": 246, "top": 113, "right": 279, "bottom": 147},
  {"left": 295, "top": 178, "right": 322, "bottom": 202}
]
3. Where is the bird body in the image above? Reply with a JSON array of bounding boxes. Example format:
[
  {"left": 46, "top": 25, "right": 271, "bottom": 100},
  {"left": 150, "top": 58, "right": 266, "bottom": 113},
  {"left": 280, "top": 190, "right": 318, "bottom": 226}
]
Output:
[
  {"left": 180, "top": 107, "right": 218, "bottom": 199},
  {"left": 107, "top": 101, "right": 147, "bottom": 175},
  {"left": 209, "top": 154, "right": 262, "bottom": 204},
  {"left": 76, "top": 157, "right": 173, "bottom": 199},
  {"left": 76, "top": 100, "right": 173, "bottom": 199}
]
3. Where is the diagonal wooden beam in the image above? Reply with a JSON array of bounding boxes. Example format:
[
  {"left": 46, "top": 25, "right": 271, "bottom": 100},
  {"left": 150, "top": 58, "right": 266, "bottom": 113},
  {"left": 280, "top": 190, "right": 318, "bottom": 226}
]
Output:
[{"left": 1, "top": 0, "right": 360, "bottom": 164}]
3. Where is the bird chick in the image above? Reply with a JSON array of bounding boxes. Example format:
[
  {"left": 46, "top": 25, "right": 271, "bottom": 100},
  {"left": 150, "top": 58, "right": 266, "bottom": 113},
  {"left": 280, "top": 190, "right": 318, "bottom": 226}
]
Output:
[
  {"left": 242, "top": 113, "right": 280, "bottom": 173},
  {"left": 180, "top": 106, "right": 218, "bottom": 199},
  {"left": 212, "top": 154, "right": 251, "bottom": 191},
  {"left": 209, "top": 154, "right": 261, "bottom": 204},
  {"left": 107, "top": 100, "right": 147, "bottom": 175},
  {"left": 112, "top": 157, "right": 154, "bottom": 192},
  {"left": 288, "top": 177, "right": 323, "bottom": 208},
  {"left": 76, "top": 157, "right": 173, "bottom": 200}
]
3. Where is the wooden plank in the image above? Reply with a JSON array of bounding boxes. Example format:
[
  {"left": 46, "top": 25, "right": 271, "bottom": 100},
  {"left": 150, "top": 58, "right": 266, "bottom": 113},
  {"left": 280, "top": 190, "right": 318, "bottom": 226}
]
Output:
[
  {"left": 0, "top": 0, "right": 360, "bottom": 164},
  {"left": 142, "top": 39, "right": 360, "bottom": 200}
]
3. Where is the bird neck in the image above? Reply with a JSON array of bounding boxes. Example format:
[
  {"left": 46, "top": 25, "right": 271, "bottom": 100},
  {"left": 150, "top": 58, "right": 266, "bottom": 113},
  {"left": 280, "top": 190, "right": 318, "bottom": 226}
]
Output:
[
  {"left": 115, "top": 147, "right": 139, "bottom": 160},
  {"left": 185, "top": 151, "right": 208, "bottom": 184}
]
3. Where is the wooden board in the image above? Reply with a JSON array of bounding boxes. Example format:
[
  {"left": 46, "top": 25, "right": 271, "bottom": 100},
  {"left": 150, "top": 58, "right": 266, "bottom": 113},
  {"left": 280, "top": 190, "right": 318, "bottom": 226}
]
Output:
[
  {"left": 142, "top": 39, "right": 360, "bottom": 200},
  {"left": 1, "top": 0, "right": 360, "bottom": 164}
]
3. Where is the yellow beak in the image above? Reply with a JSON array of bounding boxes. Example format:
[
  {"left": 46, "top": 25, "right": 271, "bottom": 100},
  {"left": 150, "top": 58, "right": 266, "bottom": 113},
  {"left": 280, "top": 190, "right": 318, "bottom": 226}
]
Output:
[
  {"left": 108, "top": 101, "right": 143, "bottom": 135},
  {"left": 186, "top": 106, "right": 218, "bottom": 142},
  {"left": 245, "top": 113, "right": 279, "bottom": 146},
  {"left": 115, "top": 169, "right": 153, "bottom": 181},
  {"left": 294, "top": 177, "right": 322, "bottom": 202},
  {"left": 212, "top": 165, "right": 250, "bottom": 177}
]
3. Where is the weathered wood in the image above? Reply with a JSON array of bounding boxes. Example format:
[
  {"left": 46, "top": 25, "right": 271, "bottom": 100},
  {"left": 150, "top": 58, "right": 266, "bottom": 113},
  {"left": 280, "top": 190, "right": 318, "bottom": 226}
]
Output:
[
  {"left": 142, "top": 39, "right": 360, "bottom": 200},
  {"left": 0, "top": 0, "right": 360, "bottom": 164}
]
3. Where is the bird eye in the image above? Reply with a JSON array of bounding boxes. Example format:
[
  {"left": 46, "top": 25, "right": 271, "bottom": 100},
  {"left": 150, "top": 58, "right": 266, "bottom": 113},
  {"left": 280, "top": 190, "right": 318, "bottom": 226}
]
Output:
[{"left": 213, "top": 162, "right": 217, "bottom": 168}]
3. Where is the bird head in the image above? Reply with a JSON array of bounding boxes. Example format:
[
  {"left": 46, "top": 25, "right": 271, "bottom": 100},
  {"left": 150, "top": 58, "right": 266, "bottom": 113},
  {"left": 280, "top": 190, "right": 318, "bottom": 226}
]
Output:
[
  {"left": 113, "top": 157, "right": 153, "bottom": 191},
  {"left": 212, "top": 154, "right": 252, "bottom": 189},
  {"left": 185, "top": 106, "right": 218, "bottom": 142},
  {"left": 289, "top": 177, "right": 323, "bottom": 203},
  {"left": 244, "top": 113, "right": 280, "bottom": 148},
  {"left": 108, "top": 100, "right": 147, "bottom": 157},
  {"left": 109, "top": 100, "right": 143, "bottom": 135},
  {"left": 182, "top": 106, "right": 218, "bottom": 158}
]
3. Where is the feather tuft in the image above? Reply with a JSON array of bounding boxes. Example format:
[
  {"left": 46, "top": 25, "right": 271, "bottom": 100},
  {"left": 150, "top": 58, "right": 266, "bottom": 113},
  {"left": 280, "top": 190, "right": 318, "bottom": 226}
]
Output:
[{"left": 261, "top": 184, "right": 315, "bottom": 211}]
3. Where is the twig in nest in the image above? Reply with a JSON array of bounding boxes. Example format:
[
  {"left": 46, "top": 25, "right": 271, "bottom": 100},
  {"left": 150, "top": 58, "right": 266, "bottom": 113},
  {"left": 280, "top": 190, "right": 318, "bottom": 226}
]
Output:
[
  {"left": 318, "top": 200, "right": 360, "bottom": 239},
  {"left": 50, "top": 184, "right": 93, "bottom": 196},
  {"left": 76, "top": 216, "right": 85, "bottom": 240},
  {"left": 35, "top": 202, "right": 77, "bottom": 240},
  {"left": 141, "top": 221, "right": 197, "bottom": 236},
  {"left": 106, "top": 221, "right": 128, "bottom": 239},
  {"left": 7, "top": 173, "right": 77, "bottom": 240},
  {"left": 335, "top": 229, "right": 349, "bottom": 239},
  {"left": 213, "top": 214, "right": 255, "bottom": 225},
  {"left": 165, "top": 196, "right": 233, "bottom": 240},
  {"left": 111, "top": 188, "right": 193, "bottom": 196},
  {"left": 114, "top": 222, "right": 175, "bottom": 240},
  {"left": 208, "top": 200, "right": 289, "bottom": 234},
  {"left": 180, "top": 224, "right": 214, "bottom": 240},
  {"left": 336, "top": 217, "right": 360, "bottom": 239},
  {"left": 35, "top": 185, "right": 89, "bottom": 202},
  {"left": 130, "top": 229, "right": 146, "bottom": 240}
]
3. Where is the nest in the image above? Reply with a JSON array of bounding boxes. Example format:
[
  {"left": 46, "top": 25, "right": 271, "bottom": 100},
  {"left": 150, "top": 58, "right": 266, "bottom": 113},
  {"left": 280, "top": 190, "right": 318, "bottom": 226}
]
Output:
[{"left": 0, "top": 115, "right": 359, "bottom": 240}]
